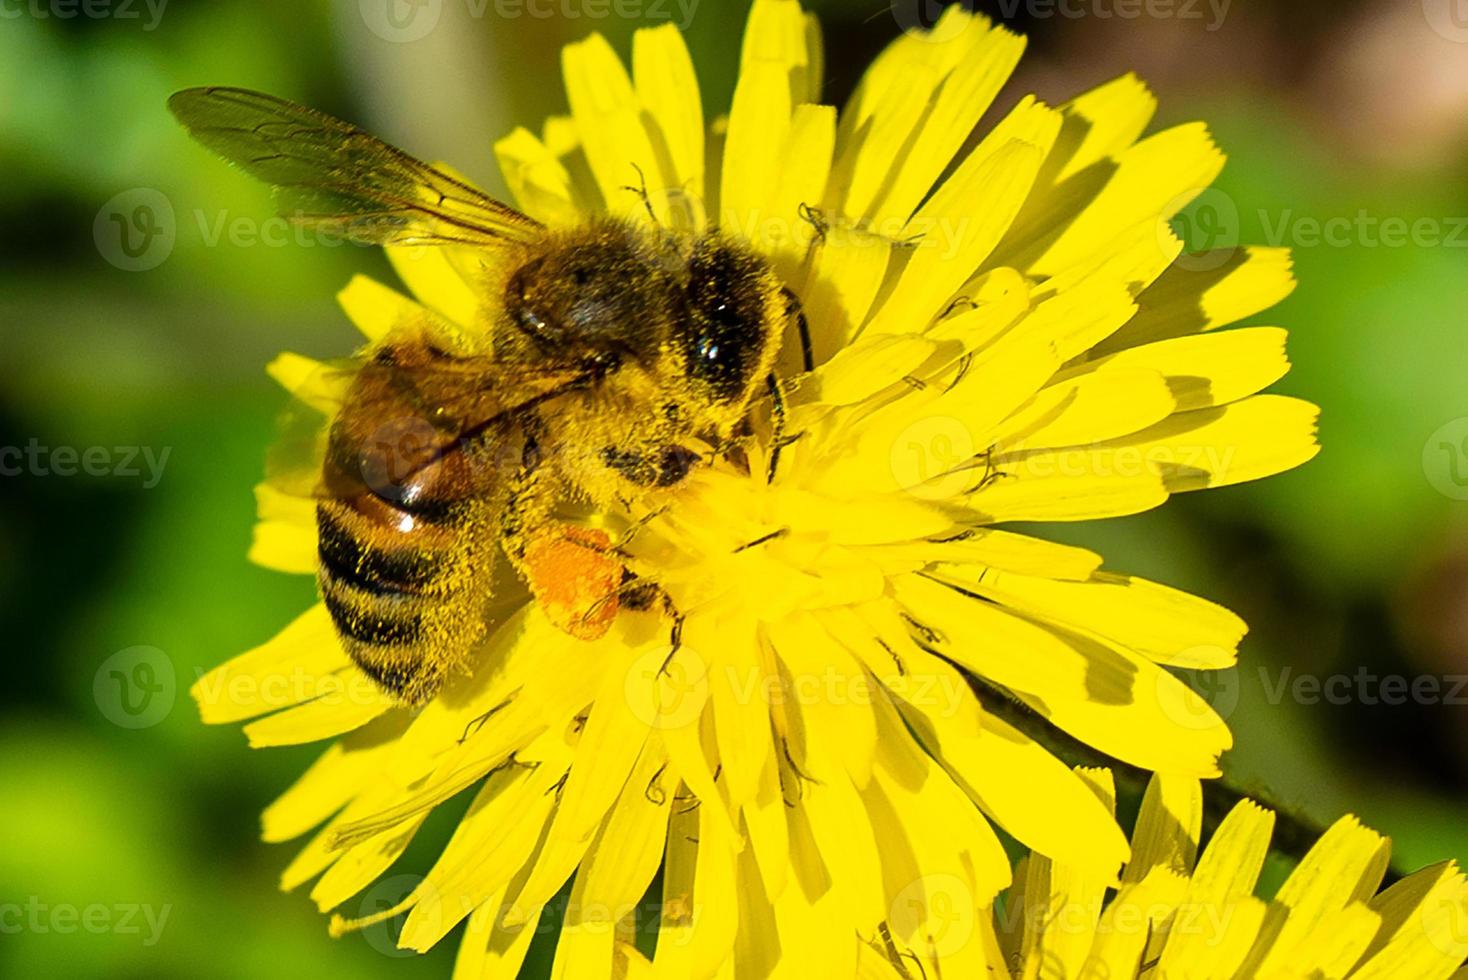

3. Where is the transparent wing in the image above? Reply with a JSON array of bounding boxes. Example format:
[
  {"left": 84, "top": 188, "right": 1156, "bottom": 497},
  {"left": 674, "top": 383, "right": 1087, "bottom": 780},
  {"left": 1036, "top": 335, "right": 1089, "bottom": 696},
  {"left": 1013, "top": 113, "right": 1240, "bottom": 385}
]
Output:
[
  {"left": 265, "top": 340, "right": 589, "bottom": 502},
  {"left": 169, "top": 86, "right": 544, "bottom": 248}
]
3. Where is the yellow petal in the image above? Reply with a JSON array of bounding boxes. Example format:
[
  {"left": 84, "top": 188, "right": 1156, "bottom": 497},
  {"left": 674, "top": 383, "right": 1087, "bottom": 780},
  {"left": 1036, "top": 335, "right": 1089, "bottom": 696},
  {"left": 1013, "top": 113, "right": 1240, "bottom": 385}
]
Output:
[
  {"left": 863, "top": 136, "right": 1050, "bottom": 336},
  {"left": 877, "top": 528, "right": 1100, "bottom": 582},
  {"left": 399, "top": 758, "right": 566, "bottom": 951},
  {"left": 967, "top": 466, "right": 1169, "bottom": 523},
  {"left": 990, "top": 366, "right": 1177, "bottom": 453},
  {"left": 1242, "top": 814, "right": 1389, "bottom": 978},
  {"left": 1063, "top": 326, "right": 1293, "bottom": 412},
  {"left": 1082, "top": 869, "right": 1189, "bottom": 977},
  {"left": 385, "top": 245, "right": 480, "bottom": 329},
  {"left": 310, "top": 809, "right": 427, "bottom": 913},
  {"left": 242, "top": 681, "right": 393, "bottom": 749},
  {"left": 950, "top": 568, "right": 1246, "bottom": 667},
  {"left": 1191, "top": 797, "right": 1275, "bottom": 904},
  {"left": 265, "top": 351, "right": 341, "bottom": 412},
  {"left": 761, "top": 102, "right": 837, "bottom": 276},
  {"left": 1019, "top": 768, "right": 1117, "bottom": 978},
  {"left": 494, "top": 126, "right": 580, "bottom": 227},
  {"left": 1103, "top": 246, "right": 1297, "bottom": 353},
  {"left": 796, "top": 232, "right": 895, "bottom": 362},
  {"left": 261, "top": 716, "right": 406, "bottom": 843},
  {"left": 249, "top": 483, "right": 317, "bottom": 574},
  {"left": 653, "top": 803, "right": 740, "bottom": 980},
  {"left": 552, "top": 742, "right": 672, "bottom": 977},
  {"left": 336, "top": 274, "right": 421, "bottom": 342},
  {"left": 900, "top": 657, "right": 1130, "bottom": 878},
  {"left": 1092, "top": 394, "right": 1321, "bottom": 493},
  {"left": 193, "top": 603, "right": 355, "bottom": 724},
  {"left": 632, "top": 23, "right": 705, "bottom": 213},
  {"left": 452, "top": 893, "right": 544, "bottom": 980},
  {"left": 562, "top": 32, "right": 662, "bottom": 222},
  {"left": 1356, "top": 863, "right": 1468, "bottom": 980},
  {"left": 280, "top": 779, "right": 399, "bottom": 893},
  {"left": 742, "top": 750, "right": 791, "bottom": 900},
  {"left": 832, "top": 11, "right": 1024, "bottom": 225},
  {"left": 813, "top": 332, "right": 939, "bottom": 407},
  {"left": 1049, "top": 73, "right": 1158, "bottom": 183},
  {"left": 540, "top": 651, "right": 653, "bottom": 845},
  {"left": 867, "top": 23, "right": 1026, "bottom": 227},
  {"left": 1123, "top": 773, "right": 1202, "bottom": 886},
  {"left": 894, "top": 575, "right": 1231, "bottom": 775},
  {"left": 721, "top": 0, "right": 809, "bottom": 232},
  {"left": 1005, "top": 122, "right": 1224, "bottom": 277},
  {"left": 1152, "top": 798, "right": 1275, "bottom": 975},
  {"left": 1257, "top": 902, "right": 1380, "bottom": 980},
  {"left": 863, "top": 699, "right": 1010, "bottom": 968}
]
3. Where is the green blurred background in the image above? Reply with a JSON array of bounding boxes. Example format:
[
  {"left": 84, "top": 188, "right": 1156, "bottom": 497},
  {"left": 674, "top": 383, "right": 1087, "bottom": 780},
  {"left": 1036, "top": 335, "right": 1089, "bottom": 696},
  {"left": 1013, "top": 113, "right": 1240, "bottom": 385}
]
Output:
[{"left": 4, "top": 0, "right": 1468, "bottom": 976}]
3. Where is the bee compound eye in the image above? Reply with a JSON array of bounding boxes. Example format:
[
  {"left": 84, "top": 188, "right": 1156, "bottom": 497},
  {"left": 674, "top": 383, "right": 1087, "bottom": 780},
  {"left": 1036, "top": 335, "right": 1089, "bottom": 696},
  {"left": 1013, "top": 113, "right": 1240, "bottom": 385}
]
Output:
[{"left": 656, "top": 446, "right": 700, "bottom": 486}]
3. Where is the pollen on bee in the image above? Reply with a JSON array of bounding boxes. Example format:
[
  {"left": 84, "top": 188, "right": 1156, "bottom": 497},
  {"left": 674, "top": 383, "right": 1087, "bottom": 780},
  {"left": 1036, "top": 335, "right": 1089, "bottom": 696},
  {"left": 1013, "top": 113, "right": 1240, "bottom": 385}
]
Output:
[{"left": 523, "top": 525, "right": 623, "bottom": 641}]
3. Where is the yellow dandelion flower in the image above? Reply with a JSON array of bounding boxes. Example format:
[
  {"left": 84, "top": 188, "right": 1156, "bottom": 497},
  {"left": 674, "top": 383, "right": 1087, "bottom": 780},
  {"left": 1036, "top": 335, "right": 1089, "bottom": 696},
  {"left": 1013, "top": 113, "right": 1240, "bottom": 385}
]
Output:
[
  {"left": 186, "top": 1, "right": 1320, "bottom": 976},
  {"left": 849, "top": 768, "right": 1468, "bottom": 980}
]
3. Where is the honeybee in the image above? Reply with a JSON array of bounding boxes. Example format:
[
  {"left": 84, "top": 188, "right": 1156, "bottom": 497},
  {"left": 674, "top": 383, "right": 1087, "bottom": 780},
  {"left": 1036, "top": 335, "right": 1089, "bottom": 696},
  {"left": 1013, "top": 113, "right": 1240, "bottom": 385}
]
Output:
[{"left": 170, "top": 87, "right": 810, "bottom": 705}]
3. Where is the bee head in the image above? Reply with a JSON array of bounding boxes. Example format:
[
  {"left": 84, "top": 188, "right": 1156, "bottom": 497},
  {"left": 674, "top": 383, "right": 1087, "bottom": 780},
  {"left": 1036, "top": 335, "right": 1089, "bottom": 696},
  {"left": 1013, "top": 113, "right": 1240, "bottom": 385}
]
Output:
[{"left": 676, "top": 239, "right": 782, "bottom": 411}]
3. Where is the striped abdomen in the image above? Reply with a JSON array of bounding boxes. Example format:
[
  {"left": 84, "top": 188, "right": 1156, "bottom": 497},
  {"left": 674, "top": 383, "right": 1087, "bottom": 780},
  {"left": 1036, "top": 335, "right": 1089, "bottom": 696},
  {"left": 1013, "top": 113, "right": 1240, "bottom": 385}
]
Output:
[{"left": 316, "top": 403, "right": 505, "bottom": 706}]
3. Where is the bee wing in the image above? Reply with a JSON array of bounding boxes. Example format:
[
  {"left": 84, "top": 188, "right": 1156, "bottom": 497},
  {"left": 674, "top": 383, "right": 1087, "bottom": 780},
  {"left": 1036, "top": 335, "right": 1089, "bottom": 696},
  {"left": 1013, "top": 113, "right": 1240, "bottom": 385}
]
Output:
[
  {"left": 264, "top": 349, "right": 589, "bottom": 502},
  {"left": 265, "top": 356, "right": 359, "bottom": 499},
  {"left": 169, "top": 86, "right": 544, "bottom": 248}
]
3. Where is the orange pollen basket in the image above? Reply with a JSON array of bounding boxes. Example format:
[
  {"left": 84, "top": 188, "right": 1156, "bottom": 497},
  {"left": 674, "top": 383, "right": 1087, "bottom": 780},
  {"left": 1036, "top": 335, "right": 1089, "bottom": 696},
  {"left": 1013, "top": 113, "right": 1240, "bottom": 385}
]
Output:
[{"left": 522, "top": 525, "right": 624, "bottom": 640}]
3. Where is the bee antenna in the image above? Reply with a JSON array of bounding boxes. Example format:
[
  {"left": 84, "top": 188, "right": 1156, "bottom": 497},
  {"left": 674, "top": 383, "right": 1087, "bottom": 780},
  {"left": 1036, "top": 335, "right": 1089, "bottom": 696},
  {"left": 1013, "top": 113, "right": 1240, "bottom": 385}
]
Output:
[{"left": 622, "top": 163, "right": 662, "bottom": 229}]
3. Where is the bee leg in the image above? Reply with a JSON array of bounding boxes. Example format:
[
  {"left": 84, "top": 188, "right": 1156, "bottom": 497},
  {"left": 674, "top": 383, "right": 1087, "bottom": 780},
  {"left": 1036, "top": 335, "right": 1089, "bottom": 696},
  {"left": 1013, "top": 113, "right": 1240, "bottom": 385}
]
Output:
[
  {"left": 660, "top": 603, "right": 686, "bottom": 678},
  {"left": 782, "top": 286, "right": 814, "bottom": 373},
  {"left": 764, "top": 373, "right": 806, "bottom": 483},
  {"left": 502, "top": 452, "right": 626, "bottom": 641},
  {"left": 562, "top": 569, "right": 685, "bottom": 675},
  {"left": 458, "top": 696, "right": 514, "bottom": 745},
  {"left": 611, "top": 506, "right": 669, "bottom": 553}
]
